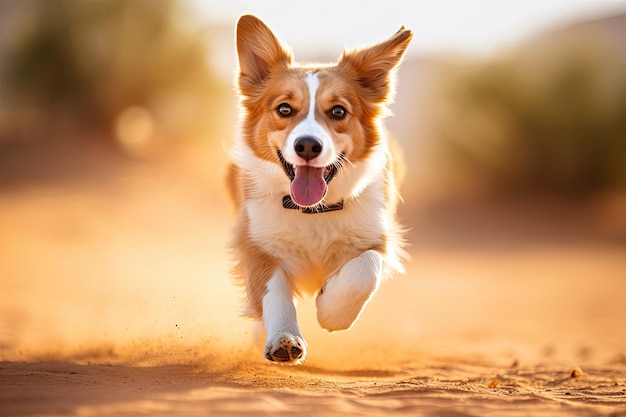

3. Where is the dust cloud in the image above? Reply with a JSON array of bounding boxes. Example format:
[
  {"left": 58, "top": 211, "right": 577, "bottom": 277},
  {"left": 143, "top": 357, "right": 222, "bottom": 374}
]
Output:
[{"left": 0, "top": 156, "right": 244, "bottom": 369}]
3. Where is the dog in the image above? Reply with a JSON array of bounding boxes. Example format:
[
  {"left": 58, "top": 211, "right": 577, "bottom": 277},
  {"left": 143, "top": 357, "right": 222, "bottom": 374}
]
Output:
[{"left": 227, "top": 14, "right": 412, "bottom": 365}]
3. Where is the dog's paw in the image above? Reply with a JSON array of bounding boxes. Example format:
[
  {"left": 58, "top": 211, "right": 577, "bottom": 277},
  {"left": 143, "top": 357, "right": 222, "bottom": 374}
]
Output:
[
  {"left": 316, "top": 249, "right": 382, "bottom": 332},
  {"left": 264, "top": 332, "right": 306, "bottom": 365},
  {"left": 316, "top": 280, "right": 372, "bottom": 331}
]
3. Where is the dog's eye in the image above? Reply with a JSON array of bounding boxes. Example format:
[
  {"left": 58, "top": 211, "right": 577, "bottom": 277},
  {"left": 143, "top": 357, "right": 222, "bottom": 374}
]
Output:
[
  {"left": 330, "top": 105, "right": 347, "bottom": 120},
  {"left": 276, "top": 103, "right": 293, "bottom": 118}
]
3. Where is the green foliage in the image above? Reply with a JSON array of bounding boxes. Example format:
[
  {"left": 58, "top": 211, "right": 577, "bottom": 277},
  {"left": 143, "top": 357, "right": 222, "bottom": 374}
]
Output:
[
  {"left": 2, "top": 0, "right": 229, "bottom": 141},
  {"left": 435, "top": 33, "right": 626, "bottom": 195}
]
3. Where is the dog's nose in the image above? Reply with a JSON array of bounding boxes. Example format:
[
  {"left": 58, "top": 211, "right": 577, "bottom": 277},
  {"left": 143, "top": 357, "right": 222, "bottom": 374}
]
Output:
[{"left": 294, "top": 136, "right": 323, "bottom": 162}]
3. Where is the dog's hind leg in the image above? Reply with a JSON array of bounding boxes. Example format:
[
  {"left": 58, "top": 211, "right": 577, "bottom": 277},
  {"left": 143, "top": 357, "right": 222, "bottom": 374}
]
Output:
[
  {"left": 316, "top": 249, "right": 383, "bottom": 332},
  {"left": 262, "top": 270, "right": 307, "bottom": 364}
]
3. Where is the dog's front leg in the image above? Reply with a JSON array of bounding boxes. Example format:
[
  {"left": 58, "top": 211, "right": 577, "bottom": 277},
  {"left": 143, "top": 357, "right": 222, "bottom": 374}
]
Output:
[
  {"left": 262, "top": 270, "right": 306, "bottom": 364},
  {"left": 316, "top": 249, "right": 383, "bottom": 332}
]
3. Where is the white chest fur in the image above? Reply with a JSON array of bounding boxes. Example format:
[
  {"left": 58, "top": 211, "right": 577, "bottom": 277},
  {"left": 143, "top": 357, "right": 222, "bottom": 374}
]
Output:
[
  {"left": 234, "top": 144, "right": 390, "bottom": 293},
  {"left": 246, "top": 182, "right": 386, "bottom": 292}
]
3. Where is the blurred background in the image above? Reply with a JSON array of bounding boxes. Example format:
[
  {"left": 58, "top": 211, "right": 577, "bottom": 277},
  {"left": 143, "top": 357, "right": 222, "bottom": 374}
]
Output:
[{"left": 0, "top": 0, "right": 624, "bottom": 368}]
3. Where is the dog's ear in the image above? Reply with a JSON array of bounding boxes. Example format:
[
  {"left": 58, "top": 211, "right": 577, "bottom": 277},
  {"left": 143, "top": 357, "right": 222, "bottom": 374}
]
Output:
[
  {"left": 338, "top": 27, "right": 413, "bottom": 103},
  {"left": 236, "top": 15, "right": 292, "bottom": 89}
]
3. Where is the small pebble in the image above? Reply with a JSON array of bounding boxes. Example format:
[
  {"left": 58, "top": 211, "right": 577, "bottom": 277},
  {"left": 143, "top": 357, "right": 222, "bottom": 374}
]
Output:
[
  {"left": 488, "top": 379, "right": 501, "bottom": 389},
  {"left": 570, "top": 366, "right": 584, "bottom": 378}
]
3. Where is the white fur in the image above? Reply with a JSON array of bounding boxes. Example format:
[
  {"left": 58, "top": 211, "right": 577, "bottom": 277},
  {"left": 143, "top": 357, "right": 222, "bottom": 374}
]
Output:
[
  {"left": 262, "top": 270, "right": 306, "bottom": 363},
  {"left": 282, "top": 72, "right": 336, "bottom": 167},
  {"left": 238, "top": 140, "right": 397, "bottom": 363},
  {"left": 231, "top": 136, "right": 402, "bottom": 282},
  {"left": 316, "top": 249, "right": 383, "bottom": 331}
]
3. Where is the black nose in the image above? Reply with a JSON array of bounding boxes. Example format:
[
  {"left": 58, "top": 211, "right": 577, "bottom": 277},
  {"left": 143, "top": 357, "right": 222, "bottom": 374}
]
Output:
[{"left": 294, "top": 136, "right": 323, "bottom": 162}]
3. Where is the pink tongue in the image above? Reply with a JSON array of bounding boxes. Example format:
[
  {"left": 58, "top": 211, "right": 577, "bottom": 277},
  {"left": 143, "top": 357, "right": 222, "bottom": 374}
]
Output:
[{"left": 290, "top": 166, "right": 327, "bottom": 207}]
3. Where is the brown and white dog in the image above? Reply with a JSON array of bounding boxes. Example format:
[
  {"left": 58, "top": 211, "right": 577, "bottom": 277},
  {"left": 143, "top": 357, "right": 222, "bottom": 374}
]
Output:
[{"left": 227, "top": 15, "right": 412, "bottom": 365}]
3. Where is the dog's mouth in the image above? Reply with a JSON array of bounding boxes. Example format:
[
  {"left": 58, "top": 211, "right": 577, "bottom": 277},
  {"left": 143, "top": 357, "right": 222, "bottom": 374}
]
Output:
[{"left": 277, "top": 150, "right": 343, "bottom": 207}]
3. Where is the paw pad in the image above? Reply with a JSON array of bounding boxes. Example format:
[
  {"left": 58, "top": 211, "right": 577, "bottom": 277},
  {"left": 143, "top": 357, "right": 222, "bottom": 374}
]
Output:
[{"left": 264, "top": 333, "right": 305, "bottom": 364}]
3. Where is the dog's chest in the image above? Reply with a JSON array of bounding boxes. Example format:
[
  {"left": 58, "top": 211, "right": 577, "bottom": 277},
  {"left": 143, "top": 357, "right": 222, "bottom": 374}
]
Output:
[{"left": 246, "top": 194, "right": 384, "bottom": 276}]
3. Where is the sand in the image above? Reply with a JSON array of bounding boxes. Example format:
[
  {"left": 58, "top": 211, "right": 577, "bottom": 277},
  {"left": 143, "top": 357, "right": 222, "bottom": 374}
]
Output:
[{"left": 1, "top": 148, "right": 625, "bottom": 416}]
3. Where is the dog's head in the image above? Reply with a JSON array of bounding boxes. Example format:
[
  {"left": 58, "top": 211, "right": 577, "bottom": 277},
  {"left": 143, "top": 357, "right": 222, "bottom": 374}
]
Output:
[{"left": 236, "top": 15, "right": 412, "bottom": 208}]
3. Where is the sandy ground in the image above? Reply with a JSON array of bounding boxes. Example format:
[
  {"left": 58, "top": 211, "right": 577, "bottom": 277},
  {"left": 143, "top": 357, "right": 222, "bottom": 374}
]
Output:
[{"left": 0, "top": 147, "right": 625, "bottom": 416}]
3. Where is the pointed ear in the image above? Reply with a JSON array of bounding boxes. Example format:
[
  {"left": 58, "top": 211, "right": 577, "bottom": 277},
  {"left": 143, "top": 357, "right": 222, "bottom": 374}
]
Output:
[
  {"left": 236, "top": 15, "right": 292, "bottom": 88},
  {"left": 338, "top": 27, "right": 413, "bottom": 102}
]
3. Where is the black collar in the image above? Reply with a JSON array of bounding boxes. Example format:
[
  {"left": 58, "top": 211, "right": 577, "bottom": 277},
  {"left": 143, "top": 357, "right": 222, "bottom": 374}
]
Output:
[{"left": 282, "top": 195, "right": 344, "bottom": 214}]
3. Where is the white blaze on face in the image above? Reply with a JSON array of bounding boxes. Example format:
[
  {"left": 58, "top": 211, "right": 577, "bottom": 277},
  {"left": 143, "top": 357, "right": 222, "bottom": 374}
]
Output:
[
  {"left": 280, "top": 72, "right": 339, "bottom": 207},
  {"left": 283, "top": 72, "right": 335, "bottom": 168}
]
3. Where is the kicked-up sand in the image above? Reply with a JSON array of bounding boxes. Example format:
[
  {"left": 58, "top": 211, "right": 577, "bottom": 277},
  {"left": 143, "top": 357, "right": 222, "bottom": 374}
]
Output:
[{"left": 0, "top": 148, "right": 625, "bottom": 416}]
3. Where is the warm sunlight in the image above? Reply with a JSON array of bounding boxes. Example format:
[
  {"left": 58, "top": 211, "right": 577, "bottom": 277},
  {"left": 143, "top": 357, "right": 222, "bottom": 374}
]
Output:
[{"left": 0, "top": 1, "right": 625, "bottom": 416}]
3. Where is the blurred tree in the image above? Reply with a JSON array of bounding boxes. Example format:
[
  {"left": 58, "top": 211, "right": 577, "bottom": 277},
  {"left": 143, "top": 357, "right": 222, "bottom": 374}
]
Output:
[
  {"left": 433, "top": 24, "right": 626, "bottom": 196},
  {"left": 1, "top": 0, "right": 230, "bottom": 146}
]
